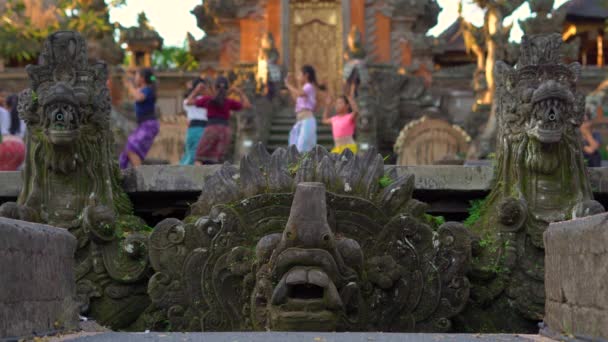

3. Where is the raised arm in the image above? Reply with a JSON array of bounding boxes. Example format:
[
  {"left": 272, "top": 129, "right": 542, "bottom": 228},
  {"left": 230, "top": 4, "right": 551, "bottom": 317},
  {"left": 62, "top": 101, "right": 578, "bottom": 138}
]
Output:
[
  {"left": 186, "top": 83, "right": 206, "bottom": 105},
  {"left": 231, "top": 87, "right": 252, "bottom": 110},
  {"left": 124, "top": 79, "right": 146, "bottom": 102},
  {"left": 284, "top": 73, "right": 305, "bottom": 101}
]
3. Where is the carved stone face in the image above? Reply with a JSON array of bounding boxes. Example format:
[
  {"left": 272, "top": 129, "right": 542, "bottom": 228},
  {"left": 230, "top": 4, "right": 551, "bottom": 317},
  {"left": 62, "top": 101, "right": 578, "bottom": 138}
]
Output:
[
  {"left": 516, "top": 65, "right": 576, "bottom": 144},
  {"left": 42, "top": 83, "right": 80, "bottom": 146},
  {"left": 146, "top": 147, "right": 472, "bottom": 333},
  {"left": 44, "top": 101, "right": 80, "bottom": 146},
  {"left": 251, "top": 183, "right": 361, "bottom": 331}
]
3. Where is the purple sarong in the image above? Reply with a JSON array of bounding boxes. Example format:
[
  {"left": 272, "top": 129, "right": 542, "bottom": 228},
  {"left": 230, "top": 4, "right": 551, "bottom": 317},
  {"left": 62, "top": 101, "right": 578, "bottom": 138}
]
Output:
[{"left": 119, "top": 119, "right": 160, "bottom": 169}]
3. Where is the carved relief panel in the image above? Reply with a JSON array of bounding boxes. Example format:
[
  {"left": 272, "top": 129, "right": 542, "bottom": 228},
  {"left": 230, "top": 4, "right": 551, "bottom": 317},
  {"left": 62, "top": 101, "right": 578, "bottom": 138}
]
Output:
[{"left": 290, "top": 0, "right": 343, "bottom": 94}]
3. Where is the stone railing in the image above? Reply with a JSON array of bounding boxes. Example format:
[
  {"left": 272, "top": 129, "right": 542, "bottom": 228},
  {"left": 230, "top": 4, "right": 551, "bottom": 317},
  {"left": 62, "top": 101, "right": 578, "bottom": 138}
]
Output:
[
  {"left": 2, "top": 165, "right": 608, "bottom": 223},
  {"left": 0, "top": 218, "right": 78, "bottom": 340},
  {"left": 543, "top": 213, "right": 608, "bottom": 340}
]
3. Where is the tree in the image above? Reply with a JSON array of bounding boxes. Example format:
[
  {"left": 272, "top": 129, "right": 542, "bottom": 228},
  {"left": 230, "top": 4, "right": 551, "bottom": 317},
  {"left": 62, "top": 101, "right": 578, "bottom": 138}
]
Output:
[
  {"left": 152, "top": 44, "right": 200, "bottom": 71},
  {"left": 0, "top": 0, "right": 126, "bottom": 62}
]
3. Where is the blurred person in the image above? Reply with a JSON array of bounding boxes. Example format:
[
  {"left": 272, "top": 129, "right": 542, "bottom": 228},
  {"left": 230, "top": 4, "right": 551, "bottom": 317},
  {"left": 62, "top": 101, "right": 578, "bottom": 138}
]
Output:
[
  {"left": 322, "top": 84, "right": 358, "bottom": 154},
  {"left": 119, "top": 68, "right": 160, "bottom": 169},
  {"left": 581, "top": 111, "right": 602, "bottom": 167},
  {"left": 284, "top": 65, "right": 320, "bottom": 153},
  {"left": 187, "top": 76, "right": 251, "bottom": 164},
  {"left": 0, "top": 93, "right": 26, "bottom": 171},
  {"left": 180, "top": 78, "right": 211, "bottom": 165}
]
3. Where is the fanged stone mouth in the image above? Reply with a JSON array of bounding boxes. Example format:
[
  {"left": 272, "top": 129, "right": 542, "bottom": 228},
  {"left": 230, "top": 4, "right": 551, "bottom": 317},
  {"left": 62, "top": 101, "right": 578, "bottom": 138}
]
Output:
[
  {"left": 271, "top": 266, "right": 343, "bottom": 311},
  {"left": 529, "top": 98, "right": 566, "bottom": 143}
]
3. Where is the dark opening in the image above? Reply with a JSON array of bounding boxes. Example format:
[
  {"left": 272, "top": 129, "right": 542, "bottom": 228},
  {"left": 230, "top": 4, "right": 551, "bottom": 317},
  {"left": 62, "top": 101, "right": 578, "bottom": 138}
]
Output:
[{"left": 289, "top": 284, "right": 324, "bottom": 300}]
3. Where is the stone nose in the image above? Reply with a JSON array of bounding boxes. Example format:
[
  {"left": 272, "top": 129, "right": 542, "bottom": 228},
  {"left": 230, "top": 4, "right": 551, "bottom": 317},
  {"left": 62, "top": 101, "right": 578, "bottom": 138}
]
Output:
[{"left": 283, "top": 182, "right": 334, "bottom": 249}]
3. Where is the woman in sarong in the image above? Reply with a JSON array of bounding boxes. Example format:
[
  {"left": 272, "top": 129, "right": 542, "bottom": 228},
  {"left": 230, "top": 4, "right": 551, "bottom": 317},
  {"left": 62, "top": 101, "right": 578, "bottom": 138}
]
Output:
[{"left": 119, "top": 68, "right": 160, "bottom": 169}]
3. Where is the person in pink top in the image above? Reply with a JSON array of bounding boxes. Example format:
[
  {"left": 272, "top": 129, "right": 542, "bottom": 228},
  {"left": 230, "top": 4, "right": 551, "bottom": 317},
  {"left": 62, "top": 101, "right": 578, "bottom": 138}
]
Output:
[{"left": 322, "top": 84, "right": 358, "bottom": 154}]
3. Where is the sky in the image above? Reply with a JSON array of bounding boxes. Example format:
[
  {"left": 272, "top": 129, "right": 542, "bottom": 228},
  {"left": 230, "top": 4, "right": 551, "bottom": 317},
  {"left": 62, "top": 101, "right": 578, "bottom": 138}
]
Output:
[{"left": 109, "top": 0, "right": 571, "bottom": 48}]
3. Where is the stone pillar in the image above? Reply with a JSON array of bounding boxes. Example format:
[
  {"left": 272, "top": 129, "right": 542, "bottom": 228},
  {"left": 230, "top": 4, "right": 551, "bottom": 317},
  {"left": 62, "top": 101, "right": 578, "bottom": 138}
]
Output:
[
  {"left": 543, "top": 213, "right": 608, "bottom": 340},
  {"left": 0, "top": 218, "right": 78, "bottom": 340},
  {"left": 582, "top": 48, "right": 588, "bottom": 66},
  {"left": 597, "top": 31, "right": 604, "bottom": 67},
  {"left": 342, "top": 0, "right": 350, "bottom": 45},
  {"left": 280, "top": 0, "right": 290, "bottom": 68}
]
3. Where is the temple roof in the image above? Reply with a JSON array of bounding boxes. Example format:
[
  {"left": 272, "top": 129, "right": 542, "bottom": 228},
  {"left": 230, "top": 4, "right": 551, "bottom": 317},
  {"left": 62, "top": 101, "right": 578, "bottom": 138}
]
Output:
[
  {"left": 438, "top": 18, "right": 466, "bottom": 53},
  {"left": 560, "top": 0, "right": 608, "bottom": 21}
]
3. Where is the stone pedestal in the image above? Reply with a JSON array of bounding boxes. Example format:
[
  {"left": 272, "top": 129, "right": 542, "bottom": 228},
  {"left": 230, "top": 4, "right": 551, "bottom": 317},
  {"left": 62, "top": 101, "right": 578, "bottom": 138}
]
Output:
[
  {"left": 0, "top": 218, "right": 78, "bottom": 340},
  {"left": 543, "top": 213, "right": 608, "bottom": 340}
]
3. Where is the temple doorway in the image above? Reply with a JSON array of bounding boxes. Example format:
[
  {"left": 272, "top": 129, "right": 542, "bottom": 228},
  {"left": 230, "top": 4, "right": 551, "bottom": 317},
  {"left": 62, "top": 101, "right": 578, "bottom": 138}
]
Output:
[{"left": 289, "top": 0, "right": 343, "bottom": 95}]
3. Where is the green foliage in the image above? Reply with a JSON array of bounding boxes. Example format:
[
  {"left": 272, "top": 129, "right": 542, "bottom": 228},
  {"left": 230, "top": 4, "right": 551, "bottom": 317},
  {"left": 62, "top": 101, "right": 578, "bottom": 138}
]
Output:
[
  {"left": 0, "top": 0, "right": 124, "bottom": 61},
  {"left": 287, "top": 152, "right": 309, "bottom": 176},
  {"left": 425, "top": 214, "right": 446, "bottom": 229},
  {"left": 464, "top": 198, "right": 487, "bottom": 228},
  {"left": 378, "top": 175, "right": 393, "bottom": 188},
  {"left": 152, "top": 44, "right": 200, "bottom": 71}
]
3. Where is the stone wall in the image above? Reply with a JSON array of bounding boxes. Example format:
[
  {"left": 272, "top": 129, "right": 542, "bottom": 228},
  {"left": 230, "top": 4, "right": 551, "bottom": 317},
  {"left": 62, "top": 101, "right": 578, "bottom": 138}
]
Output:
[
  {"left": 543, "top": 213, "right": 608, "bottom": 340},
  {"left": 0, "top": 218, "right": 78, "bottom": 339}
]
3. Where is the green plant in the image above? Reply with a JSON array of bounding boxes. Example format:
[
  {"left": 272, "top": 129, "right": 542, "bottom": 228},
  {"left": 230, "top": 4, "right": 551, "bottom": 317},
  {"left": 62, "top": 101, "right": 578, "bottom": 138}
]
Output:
[
  {"left": 464, "top": 198, "right": 487, "bottom": 228},
  {"left": 378, "top": 175, "right": 393, "bottom": 188},
  {"left": 152, "top": 44, "right": 199, "bottom": 71},
  {"left": 425, "top": 214, "right": 446, "bottom": 230},
  {"left": 0, "top": 0, "right": 125, "bottom": 61}
]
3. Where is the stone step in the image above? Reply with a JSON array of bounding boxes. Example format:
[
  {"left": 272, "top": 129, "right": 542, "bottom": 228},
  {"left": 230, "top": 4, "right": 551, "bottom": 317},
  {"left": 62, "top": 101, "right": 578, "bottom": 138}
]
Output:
[
  {"left": 268, "top": 134, "right": 334, "bottom": 143},
  {"left": 270, "top": 124, "right": 332, "bottom": 134},
  {"left": 266, "top": 144, "right": 334, "bottom": 153},
  {"left": 271, "top": 118, "right": 297, "bottom": 125}
]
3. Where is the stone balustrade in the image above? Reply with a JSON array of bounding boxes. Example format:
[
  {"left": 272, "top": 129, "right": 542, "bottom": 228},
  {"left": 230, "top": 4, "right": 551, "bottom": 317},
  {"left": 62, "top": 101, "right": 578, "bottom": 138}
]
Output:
[
  {"left": 0, "top": 218, "right": 78, "bottom": 340},
  {"left": 543, "top": 213, "right": 608, "bottom": 340},
  {"left": 3, "top": 165, "right": 608, "bottom": 223}
]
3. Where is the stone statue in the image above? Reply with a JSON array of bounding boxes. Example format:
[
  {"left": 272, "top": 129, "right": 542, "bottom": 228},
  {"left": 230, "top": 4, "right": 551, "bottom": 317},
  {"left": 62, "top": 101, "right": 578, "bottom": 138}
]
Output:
[
  {"left": 189, "top": 0, "right": 265, "bottom": 68},
  {"left": 519, "top": 0, "right": 580, "bottom": 61},
  {"left": 0, "top": 31, "right": 151, "bottom": 329},
  {"left": 460, "top": 34, "right": 605, "bottom": 332},
  {"left": 142, "top": 144, "right": 472, "bottom": 332},
  {"left": 361, "top": 66, "right": 437, "bottom": 153},
  {"left": 257, "top": 32, "right": 281, "bottom": 97},
  {"left": 343, "top": 26, "right": 367, "bottom": 97}
]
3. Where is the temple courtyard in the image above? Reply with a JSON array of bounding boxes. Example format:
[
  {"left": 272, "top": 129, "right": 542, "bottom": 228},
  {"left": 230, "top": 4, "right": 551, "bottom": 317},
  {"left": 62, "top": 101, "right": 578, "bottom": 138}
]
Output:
[{"left": 2, "top": 1, "right": 608, "bottom": 341}]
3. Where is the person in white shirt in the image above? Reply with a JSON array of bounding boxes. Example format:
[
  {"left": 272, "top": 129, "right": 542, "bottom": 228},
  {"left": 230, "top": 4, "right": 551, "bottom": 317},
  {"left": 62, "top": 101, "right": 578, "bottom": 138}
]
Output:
[
  {"left": 0, "top": 94, "right": 25, "bottom": 138},
  {"left": 180, "top": 78, "right": 210, "bottom": 165}
]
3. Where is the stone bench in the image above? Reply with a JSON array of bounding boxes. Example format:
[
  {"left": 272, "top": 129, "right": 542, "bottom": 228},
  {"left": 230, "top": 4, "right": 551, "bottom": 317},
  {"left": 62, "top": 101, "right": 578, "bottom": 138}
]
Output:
[
  {"left": 0, "top": 218, "right": 78, "bottom": 340},
  {"left": 543, "top": 213, "right": 608, "bottom": 340}
]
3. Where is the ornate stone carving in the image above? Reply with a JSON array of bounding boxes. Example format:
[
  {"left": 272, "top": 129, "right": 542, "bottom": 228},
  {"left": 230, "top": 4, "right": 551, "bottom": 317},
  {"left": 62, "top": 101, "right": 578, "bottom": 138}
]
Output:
[
  {"left": 189, "top": 0, "right": 266, "bottom": 69},
  {"left": 0, "top": 31, "right": 151, "bottom": 329},
  {"left": 290, "top": 0, "right": 343, "bottom": 94},
  {"left": 119, "top": 13, "right": 163, "bottom": 68},
  {"left": 142, "top": 144, "right": 472, "bottom": 332},
  {"left": 461, "top": 34, "right": 605, "bottom": 332},
  {"left": 519, "top": 0, "right": 580, "bottom": 61},
  {"left": 343, "top": 26, "right": 368, "bottom": 96},
  {"left": 361, "top": 65, "right": 437, "bottom": 152},
  {"left": 394, "top": 116, "right": 470, "bottom": 165}
]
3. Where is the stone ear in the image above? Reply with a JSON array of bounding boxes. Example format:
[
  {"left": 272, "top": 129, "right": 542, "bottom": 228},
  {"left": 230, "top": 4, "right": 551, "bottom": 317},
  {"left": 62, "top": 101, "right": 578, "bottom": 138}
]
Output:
[
  {"left": 568, "top": 62, "right": 581, "bottom": 82},
  {"left": 494, "top": 61, "right": 513, "bottom": 89}
]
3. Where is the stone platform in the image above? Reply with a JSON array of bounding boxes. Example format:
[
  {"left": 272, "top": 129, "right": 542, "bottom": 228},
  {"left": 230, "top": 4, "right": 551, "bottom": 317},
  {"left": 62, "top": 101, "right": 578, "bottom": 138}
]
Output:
[
  {"left": 544, "top": 213, "right": 608, "bottom": 340},
  {"left": 0, "top": 218, "right": 78, "bottom": 340},
  {"left": 54, "top": 332, "right": 554, "bottom": 342}
]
